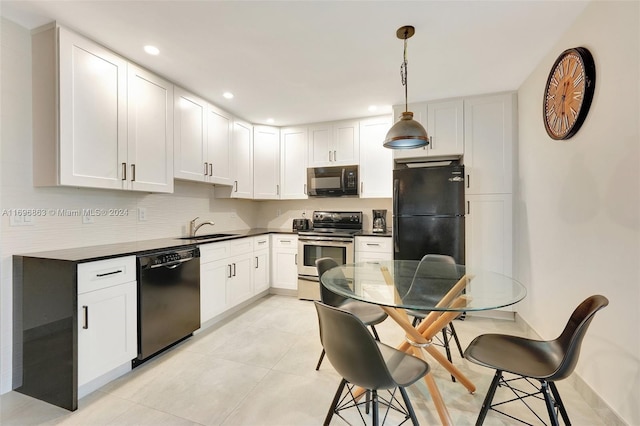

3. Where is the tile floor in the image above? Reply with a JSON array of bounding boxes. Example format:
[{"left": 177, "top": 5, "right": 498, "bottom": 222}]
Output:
[{"left": 1, "top": 295, "right": 607, "bottom": 425}]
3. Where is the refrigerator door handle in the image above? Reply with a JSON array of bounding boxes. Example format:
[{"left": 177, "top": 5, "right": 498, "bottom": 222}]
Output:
[{"left": 393, "top": 178, "right": 399, "bottom": 251}]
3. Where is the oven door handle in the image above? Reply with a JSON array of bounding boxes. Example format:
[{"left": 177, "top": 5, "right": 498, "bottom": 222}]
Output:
[{"left": 298, "top": 236, "right": 354, "bottom": 244}]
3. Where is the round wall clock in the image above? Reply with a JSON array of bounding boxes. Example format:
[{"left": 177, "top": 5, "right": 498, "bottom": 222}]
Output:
[{"left": 543, "top": 47, "right": 596, "bottom": 140}]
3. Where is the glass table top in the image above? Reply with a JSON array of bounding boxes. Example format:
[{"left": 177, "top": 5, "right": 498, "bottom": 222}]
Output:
[{"left": 320, "top": 260, "right": 526, "bottom": 312}]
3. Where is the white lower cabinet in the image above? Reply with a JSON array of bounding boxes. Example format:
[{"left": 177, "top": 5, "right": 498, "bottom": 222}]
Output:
[
  {"left": 465, "top": 193, "right": 513, "bottom": 310},
  {"left": 355, "top": 236, "right": 393, "bottom": 262},
  {"left": 271, "top": 234, "right": 299, "bottom": 291},
  {"left": 253, "top": 236, "right": 270, "bottom": 294},
  {"left": 77, "top": 256, "right": 137, "bottom": 388}
]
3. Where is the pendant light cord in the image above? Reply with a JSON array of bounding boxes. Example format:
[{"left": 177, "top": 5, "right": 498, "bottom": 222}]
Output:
[{"left": 401, "top": 30, "right": 409, "bottom": 113}]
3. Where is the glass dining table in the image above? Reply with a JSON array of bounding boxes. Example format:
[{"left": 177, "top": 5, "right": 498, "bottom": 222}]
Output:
[{"left": 320, "top": 260, "right": 527, "bottom": 426}]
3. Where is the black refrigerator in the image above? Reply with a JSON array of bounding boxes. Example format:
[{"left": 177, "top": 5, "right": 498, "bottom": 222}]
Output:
[{"left": 393, "top": 164, "right": 465, "bottom": 263}]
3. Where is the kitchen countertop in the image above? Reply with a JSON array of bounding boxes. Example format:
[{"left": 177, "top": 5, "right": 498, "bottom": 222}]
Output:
[
  {"left": 14, "top": 228, "right": 296, "bottom": 263},
  {"left": 15, "top": 228, "right": 392, "bottom": 263}
]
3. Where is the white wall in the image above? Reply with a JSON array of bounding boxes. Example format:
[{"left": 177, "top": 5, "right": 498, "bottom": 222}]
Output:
[
  {"left": 0, "top": 17, "right": 260, "bottom": 394},
  {"left": 515, "top": 2, "right": 639, "bottom": 424}
]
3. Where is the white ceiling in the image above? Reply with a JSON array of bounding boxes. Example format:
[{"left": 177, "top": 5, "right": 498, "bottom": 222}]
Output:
[{"left": 1, "top": 0, "right": 589, "bottom": 126}]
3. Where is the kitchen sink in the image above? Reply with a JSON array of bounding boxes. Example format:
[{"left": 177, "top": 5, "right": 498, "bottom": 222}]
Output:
[{"left": 178, "top": 233, "right": 238, "bottom": 241}]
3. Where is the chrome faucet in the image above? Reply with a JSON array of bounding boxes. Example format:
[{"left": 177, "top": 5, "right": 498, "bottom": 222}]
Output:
[{"left": 190, "top": 217, "right": 215, "bottom": 237}]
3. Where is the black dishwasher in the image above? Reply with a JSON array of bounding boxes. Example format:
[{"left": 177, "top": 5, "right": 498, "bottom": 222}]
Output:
[{"left": 134, "top": 247, "right": 200, "bottom": 366}]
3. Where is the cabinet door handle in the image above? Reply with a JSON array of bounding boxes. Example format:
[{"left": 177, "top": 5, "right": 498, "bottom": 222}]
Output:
[
  {"left": 366, "top": 243, "right": 380, "bottom": 247},
  {"left": 255, "top": 256, "right": 259, "bottom": 268},
  {"left": 334, "top": 150, "right": 337, "bottom": 161},
  {"left": 82, "top": 306, "right": 89, "bottom": 329},
  {"left": 131, "top": 164, "right": 136, "bottom": 182},
  {"left": 467, "top": 174, "right": 470, "bottom": 189},
  {"left": 209, "top": 163, "right": 213, "bottom": 176},
  {"left": 361, "top": 182, "right": 364, "bottom": 194},
  {"left": 429, "top": 136, "right": 433, "bottom": 149},
  {"left": 467, "top": 201, "right": 470, "bottom": 214},
  {"left": 96, "top": 269, "right": 123, "bottom": 277},
  {"left": 295, "top": 254, "right": 298, "bottom": 265},
  {"left": 234, "top": 180, "right": 238, "bottom": 192},
  {"left": 328, "top": 150, "right": 332, "bottom": 162},
  {"left": 228, "top": 264, "right": 232, "bottom": 278},
  {"left": 122, "top": 163, "right": 127, "bottom": 181},
  {"left": 204, "top": 162, "right": 208, "bottom": 176},
  {"left": 232, "top": 263, "right": 236, "bottom": 277},
  {"left": 304, "top": 184, "right": 307, "bottom": 195}
]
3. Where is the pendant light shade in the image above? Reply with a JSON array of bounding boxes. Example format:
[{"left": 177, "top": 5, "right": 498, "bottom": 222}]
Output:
[
  {"left": 383, "top": 112, "right": 429, "bottom": 149},
  {"left": 384, "top": 25, "right": 429, "bottom": 149}
]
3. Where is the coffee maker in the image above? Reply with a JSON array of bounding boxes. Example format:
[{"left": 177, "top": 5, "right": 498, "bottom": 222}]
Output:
[{"left": 372, "top": 209, "right": 387, "bottom": 233}]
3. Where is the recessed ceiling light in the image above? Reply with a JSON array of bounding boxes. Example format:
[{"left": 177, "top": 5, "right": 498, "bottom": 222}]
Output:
[
  {"left": 144, "top": 45, "right": 160, "bottom": 56},
  {"left": 368, "top": 105, "right": 378, "bottom": 112},
  {"left": 266, "top": 118, "right": 275, "bottom": 124},
  {"left": 223, "top": 92, "right": 234, "bottom": 99}
]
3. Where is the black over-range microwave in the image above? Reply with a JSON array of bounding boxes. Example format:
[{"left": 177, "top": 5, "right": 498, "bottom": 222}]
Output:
[{"left": 307, "top": 165, "right": 358, "bottom": 197}]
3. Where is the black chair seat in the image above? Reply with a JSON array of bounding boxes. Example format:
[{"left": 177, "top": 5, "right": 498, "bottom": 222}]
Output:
[
  {"left": 339, "top": 300, "right": 388, "bottom": 326},
  {"left": 377, "top": 343, "right": 430, "bottom": 387},
  {"left": 465, "top": 334, "right": 565, "bottom": 379}
]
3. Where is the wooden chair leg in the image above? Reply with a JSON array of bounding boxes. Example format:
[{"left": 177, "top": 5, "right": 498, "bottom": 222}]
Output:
[
  {"left": 315, "top": 349, "right": 325, "bottom": 371},
  {"left": 549, "top": 381, "right": 571, "bottom": 425},
  {"left": 476, "top": 370, "right": 502, "bottom": 426},
  {"left": 324, "top": 378, "right": 347, "bottom": 426}
]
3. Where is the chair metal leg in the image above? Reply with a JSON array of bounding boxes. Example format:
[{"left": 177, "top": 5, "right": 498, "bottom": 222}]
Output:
[
  {"left": 476, "top": 370, "right": 502, "bottom": 426},
  {"left": 372, "top": 389, "right": 379, "bottom": 426},
  {"left": 541, "top": 380, "right": 560, "bottom": 426},
  {"left": 370, "top": 324, "right": 381, "bottom": 341},
  {"left": 315, "top": 349, "right": 326, "bottom": 371},
  {"left": 398, "top": 386, "right": 419, "bottom": 425},
  {"left": 549, "top": 381, "right": 571, "bottom": 425},
  {"left": 441, "top": 328, "right": 456, "bottom": 383},
  {"left": 324, "top": 378, "right": 347, "bottom": 426},
  {"left": 448, "top": 322, "right": 464, "bottom": 357}
]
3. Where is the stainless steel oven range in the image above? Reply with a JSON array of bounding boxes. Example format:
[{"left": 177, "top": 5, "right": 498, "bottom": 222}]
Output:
[{"left": 297, "top": 211, "right": 362, "bottom": 300}]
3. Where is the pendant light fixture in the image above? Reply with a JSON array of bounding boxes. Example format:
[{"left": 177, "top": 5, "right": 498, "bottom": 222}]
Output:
[{"left": 383, "top": 25, "right": 429, "bottom": 149}]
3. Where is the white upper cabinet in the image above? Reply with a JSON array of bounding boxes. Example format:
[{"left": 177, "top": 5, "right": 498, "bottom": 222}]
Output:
[
  {"left": 393, "top": 100, "right": 464, "bottom": 162},
  {"left": 127, "top": 64, "right": 174, "bottom": 193},
  {"left": 174, "top": 88, "right": 207, "bottom": 182},
  {"left": 207, "top": 104, "right": 233, "bottom": 185},
  {"left": 253, "top": 126, "right": 280, "bottom": 199},
  {"left": 230, "top": 119, "right": 254, "bottom": 199},
  {"left": 308, "top": 119, "right": 360, "bottom": 167},
  {"left": 359, "top": 115, "right": 393, "bottom": 198},
  {"left": 33, "top": 25, "right": 173, "bottom": 193},
  {"left": 174, "top": 88, "right": 232, "bottom": 185},
  {"left": 463, "top": 93, "right": 516, "bottom": 195},
  {"left": 280, "top": 127, "right": 309, "bottom": 199}
]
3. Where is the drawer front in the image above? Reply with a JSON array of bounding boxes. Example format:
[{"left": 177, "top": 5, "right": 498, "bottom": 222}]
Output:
[
  {"left": 200, "top": 241, "right": 231, "bottom": 263},
  {"left": 78, "top": 256, "right": 136, "bottom": 294},
  {"left": 272, "top": 234, "right": 298, "bottom": 249},
  {"left": 253, "top": 235, "right": 270, "bottom": 251},
  {"left": 356, "top": 236, "right": 393, "bottom": 253},
  {"left": 230, "top": 237, "right": 253, "bottom": 256}
]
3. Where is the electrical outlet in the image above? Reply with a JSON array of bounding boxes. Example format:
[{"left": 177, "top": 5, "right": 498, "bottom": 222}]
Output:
[{"left": 138, "top": 208, "right": 147, "bottom": 221}]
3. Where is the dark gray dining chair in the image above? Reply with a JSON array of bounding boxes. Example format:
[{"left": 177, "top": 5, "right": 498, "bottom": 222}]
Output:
[
  {"left": 314, "top": 301, "right": 430, "bottom": 425},
  {"left": 405, "top": 254, "right": 464, "bottom": 381},
  {"left": 315, "top": 257, "right": 387, "bottom": 370},
  {"left": 464, "top": 295, "right": 609, "bottom": 425}
]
